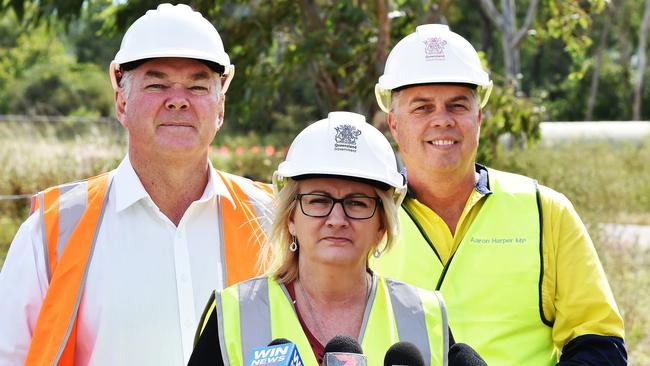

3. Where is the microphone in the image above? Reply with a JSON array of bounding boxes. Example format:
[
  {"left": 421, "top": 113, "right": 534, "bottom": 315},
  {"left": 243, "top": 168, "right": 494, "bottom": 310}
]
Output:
[
  {"left": 383, "top": 341, "right": 425, "bottom": 366},
  {"left": 448, "top": 343, "right": 487, "bottom": 366},
  {"left": 268, "top": 338, "right": 292, "bottom": 346},
  {"left": 322, "top": 335, "right": 368, "bottom": 366},
  {"left": 246, "top": 338, "right": 304, "bottom": 366}
]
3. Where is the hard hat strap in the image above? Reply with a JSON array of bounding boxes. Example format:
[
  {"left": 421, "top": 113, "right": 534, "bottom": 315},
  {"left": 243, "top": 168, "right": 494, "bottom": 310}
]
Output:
[
  {"left": 221, "top": 66, "right": 235, "bottom": 94},
  {"left": 478, "top": 81, "right": 493, "bottom": 109},
  {"left": 375, "top": 84, "right": 392, "bottom": 113}
]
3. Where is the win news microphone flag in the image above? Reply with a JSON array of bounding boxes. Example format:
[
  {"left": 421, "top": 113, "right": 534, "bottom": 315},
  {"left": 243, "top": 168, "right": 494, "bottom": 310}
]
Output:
[
  {"left": 246, "top": 339, "right": 304, "bottom": 366},
  {"left": 322, "top": 335, "right": 368, "bottom": 366}
]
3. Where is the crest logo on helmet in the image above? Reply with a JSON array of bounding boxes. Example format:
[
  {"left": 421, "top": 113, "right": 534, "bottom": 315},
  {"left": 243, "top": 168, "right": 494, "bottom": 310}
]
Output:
[
  {"left": 334, "top": 124, "right": 362, "bottom": 152},
  {"left": 423, "top": 37, "right": 447, "bottom": 61}
]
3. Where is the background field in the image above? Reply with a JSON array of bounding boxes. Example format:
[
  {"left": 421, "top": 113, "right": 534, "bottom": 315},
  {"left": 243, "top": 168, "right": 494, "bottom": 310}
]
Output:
[{"left": 1, "top": 121, "right": 648, "bottom": 363}]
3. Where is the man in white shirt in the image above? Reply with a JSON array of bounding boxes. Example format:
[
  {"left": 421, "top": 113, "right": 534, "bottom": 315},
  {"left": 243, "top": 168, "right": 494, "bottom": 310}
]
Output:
[{"left": 0, "top": 4, "right": 273, "bottom": 365}]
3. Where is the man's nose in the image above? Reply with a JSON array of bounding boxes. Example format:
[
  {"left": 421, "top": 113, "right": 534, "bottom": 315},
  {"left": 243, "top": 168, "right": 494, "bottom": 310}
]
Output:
[
  {"left": 429, "top": 105, "right": 456, "bottom": 127},
  {"left": 165, "top": 90, "right": 190, "bottom": 110},
  {"left": 429, "top": 110, "right": 456, "bottom": 127}
]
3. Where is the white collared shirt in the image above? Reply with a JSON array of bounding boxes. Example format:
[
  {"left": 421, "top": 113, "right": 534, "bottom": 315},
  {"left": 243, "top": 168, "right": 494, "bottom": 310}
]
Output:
[{"left": 0, "top": 156, "right": 239, "bottom": 365}]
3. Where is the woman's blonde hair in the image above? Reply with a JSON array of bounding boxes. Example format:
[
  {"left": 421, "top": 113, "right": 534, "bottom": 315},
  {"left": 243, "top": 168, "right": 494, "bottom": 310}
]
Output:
[{"left": 259, "top": 178, "right": 400, "bottom": 284}]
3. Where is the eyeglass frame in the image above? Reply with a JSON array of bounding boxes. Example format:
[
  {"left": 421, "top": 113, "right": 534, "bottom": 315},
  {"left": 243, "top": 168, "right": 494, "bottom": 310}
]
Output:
[{"left": 295, "top": 193, "right": 382, "bottom": 220}]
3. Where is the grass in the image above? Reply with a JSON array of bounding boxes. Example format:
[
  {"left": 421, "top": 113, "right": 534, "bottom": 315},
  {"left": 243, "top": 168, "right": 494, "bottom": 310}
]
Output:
[{"left": 1, "top": 123, "right": 648, "bottom": 363}]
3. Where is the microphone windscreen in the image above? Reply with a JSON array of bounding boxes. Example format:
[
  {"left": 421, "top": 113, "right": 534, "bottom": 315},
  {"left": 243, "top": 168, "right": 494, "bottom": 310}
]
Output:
[
  {"left": 383, "top": 341, "right": 425, "bottom": 366},
  {"left": 323, "top": 335, "right": 367, "bottom": 366},
  {"left": 324, "top": 335, "right": 363, "bottom": 354},
  {"left": 448, "top": 343, "right": 487, "bottom": 366},
  {"left": 268, "top": 338, "right": 292, "bottom": 346}
]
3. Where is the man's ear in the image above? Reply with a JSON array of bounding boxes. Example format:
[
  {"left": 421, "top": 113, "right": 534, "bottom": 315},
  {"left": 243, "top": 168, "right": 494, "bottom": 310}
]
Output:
[
  {"left": 216, "top": 93, "right": 225, "bottom": 130},
  {"left": 387, "top": 112, "right": 399, "bottom": 140},
  {"left": 114, "top": 90, "right": 128, "bottom": 128}
]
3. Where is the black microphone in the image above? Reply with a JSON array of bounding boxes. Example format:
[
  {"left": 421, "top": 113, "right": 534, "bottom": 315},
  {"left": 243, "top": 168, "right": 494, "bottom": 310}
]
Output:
[
  {"left": 448, "top": 343, "right": 487, "bottom": 366},
  {"left": 383, "top": 341, "right": 425, "bottom": 366},
  {"left": 322, "top": 335, "right": 368, "bottom": 366},
  {"left": 268, "top": 338, "right": 292, "bottom": 346}
]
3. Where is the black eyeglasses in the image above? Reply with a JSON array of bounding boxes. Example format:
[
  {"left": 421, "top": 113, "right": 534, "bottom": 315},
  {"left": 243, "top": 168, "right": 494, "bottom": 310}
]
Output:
[{"left": 295, "top": 193, "right": 382, "bottom": 220}]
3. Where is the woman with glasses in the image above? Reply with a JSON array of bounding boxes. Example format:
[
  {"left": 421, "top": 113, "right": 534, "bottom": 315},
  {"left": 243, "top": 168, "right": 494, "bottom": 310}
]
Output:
[{"left": 189, "top": 112, "right": 454, "bottom": 366}]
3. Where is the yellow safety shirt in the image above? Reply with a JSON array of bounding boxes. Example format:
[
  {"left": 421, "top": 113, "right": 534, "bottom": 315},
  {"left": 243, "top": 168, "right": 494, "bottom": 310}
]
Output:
[{"left": 372, "top": 166, "right": 624, "bottom": 362}]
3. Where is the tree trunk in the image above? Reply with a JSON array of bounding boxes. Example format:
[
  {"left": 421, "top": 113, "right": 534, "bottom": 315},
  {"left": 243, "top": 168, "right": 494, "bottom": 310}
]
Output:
[
  {"left": 422, "top": 0, "right": 450, "bottom": 24},
  {"left": 633, "top": 0, "right": 650, "bottom": 120},
  {"left": 374, "top": 0, "right": 389, "bottom": 76},
  {"left": 586, "top": 3, "right": 617, "bottom": 121},
  {"left": 479, "top": 0, "right": 540, "bottom": 91},
  {"left": 615, "top": 3, "right": 632, "bottom": 117}
]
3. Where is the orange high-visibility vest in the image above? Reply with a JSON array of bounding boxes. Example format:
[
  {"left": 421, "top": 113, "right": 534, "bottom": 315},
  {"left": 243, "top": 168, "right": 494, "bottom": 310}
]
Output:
[{"left": 25, "top": 170, "right": 273, "bottom": 366}]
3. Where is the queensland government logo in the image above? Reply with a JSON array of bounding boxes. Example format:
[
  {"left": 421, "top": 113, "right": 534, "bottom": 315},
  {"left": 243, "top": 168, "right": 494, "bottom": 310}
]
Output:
[
  {"left": 423, "top": 37, "right": 447, "bottom": 61},
  {"left": 334, "top": 124, "right": 362, "bottom": 152}
]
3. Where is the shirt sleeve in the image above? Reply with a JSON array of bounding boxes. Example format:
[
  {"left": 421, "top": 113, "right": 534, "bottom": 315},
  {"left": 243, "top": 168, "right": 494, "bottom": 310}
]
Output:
[
  {"left": 0, "top": 213, "right": 49, "bottom": 365},
  {"left": 557, "top": 334, "right": 627, "bottom": 365},
  {"left": 538, "top": 186, "right": 625, "bottom": 352}
]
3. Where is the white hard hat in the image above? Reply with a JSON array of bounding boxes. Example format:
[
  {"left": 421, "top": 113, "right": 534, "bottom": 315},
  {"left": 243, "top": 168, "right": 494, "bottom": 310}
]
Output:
[
  {"left": 375, "top": 24, "right": 492, "bottom": 112},
  {"left": 274, "top": 111, "right": 406, "bottom": 204},
  {"left": 109, "top": 3, "right": 234, "bottom": 93}
]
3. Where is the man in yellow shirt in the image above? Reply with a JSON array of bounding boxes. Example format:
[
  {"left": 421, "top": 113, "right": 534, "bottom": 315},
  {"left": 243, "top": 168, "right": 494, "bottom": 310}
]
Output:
[{"left": 371, "top": 24, "right": 626, "bottom": 365}]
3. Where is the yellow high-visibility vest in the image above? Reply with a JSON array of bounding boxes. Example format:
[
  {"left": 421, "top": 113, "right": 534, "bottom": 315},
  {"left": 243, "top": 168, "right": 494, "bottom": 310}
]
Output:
[
  {"left": 372, "top": 168, "right": 555, "bottom": 366},
  {"left": 206, "top": 275, "right": 449, "bottom": 366}
]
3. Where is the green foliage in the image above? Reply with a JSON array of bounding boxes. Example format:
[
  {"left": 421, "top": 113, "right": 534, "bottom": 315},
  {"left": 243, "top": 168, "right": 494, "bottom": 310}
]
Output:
[
  {"left": 477, "top": 46, "right": 543, "bottom": 164},
  {"left": 545, "top": 55, "right": 635, "bottom": 121},
  {"left": 65, "top": 0, "right": 121, "bottom": 69},
  {"left": 0, "top": 9, "right": 114, "bottom": 117},
  {"left": 540, "top": 0, "right": 604, "bottom": 80},
  {"left": 3, "top": 0, "right": 650, "bottom": 124},
  {"left": 478, "top": 84, "right": 542, "bottom": 164},
  {"left": 215, "top": 0, "right": 389, "bottom": 135}
]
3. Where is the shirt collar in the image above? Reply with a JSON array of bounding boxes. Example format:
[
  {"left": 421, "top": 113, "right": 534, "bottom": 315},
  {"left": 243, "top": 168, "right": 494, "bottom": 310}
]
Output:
[
  {"left": 474, "top": 163, "right": 492, "bottom": 195},
  {"left": 114, "top": 155, "right": 235, "bottom": 213},
  {"left": 405, "top": 163, "right": 492, "bottom": 199}
]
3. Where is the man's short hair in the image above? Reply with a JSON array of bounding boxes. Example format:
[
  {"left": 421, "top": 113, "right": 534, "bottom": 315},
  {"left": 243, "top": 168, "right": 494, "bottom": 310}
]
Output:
[{"left": 390, "top": 83, "right": 479, "bottom": 112}]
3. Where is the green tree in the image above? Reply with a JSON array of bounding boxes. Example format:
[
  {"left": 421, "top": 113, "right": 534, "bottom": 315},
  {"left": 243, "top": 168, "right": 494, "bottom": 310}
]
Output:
[
  {"left": 0, "top": 8, "right": 113, "bottom": 116},
  {"left": 7, "top": 0, "right": 648, "bottom": 145}
]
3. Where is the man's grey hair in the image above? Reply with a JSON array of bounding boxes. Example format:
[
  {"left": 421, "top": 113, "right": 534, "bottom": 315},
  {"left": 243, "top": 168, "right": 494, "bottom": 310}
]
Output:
[{"left": 118, "top": 69, "right": 223, "bottom": 100}]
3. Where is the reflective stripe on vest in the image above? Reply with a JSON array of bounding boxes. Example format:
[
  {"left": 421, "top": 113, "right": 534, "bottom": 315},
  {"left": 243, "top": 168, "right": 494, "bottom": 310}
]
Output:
[
  {"left": 26, "top": 173, "right": 112, "bottom": 366},
  {"left": 371, "top": 168, "right": 555, "bottom": 366},
  {"left": 216, "top": 276, "right": 448, "bottom": 366},
  {"left": 215, "top": 171, "right": 273, "bottom": 286},
  {"left": 26, "top": 170, "right": 272, "bottom": 366}
]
